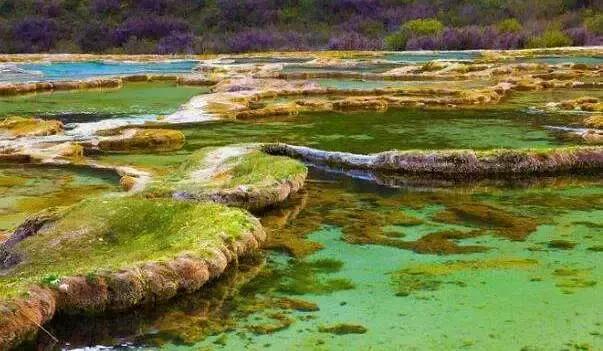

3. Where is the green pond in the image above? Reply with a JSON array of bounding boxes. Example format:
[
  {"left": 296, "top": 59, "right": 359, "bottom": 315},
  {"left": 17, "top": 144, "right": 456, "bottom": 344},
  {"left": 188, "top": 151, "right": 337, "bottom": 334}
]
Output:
[
  {"left": 0, "top": 82, "right": 207, "bottom": 119},
  {"left": 95, "top": 106, "right": 585, "bottom": 173},
  {"left": 1, "top": 68, "right": 601, "bottom": 350}
]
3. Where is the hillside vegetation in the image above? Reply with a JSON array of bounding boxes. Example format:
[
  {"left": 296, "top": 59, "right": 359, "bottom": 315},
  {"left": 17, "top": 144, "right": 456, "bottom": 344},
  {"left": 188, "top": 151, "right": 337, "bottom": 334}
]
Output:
[{"left": 0, "top": 0, "right": 601, "bottom": 53}]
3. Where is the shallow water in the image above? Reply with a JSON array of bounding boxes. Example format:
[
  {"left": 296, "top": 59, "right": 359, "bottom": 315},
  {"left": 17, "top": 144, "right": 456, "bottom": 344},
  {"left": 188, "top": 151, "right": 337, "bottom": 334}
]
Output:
[
  {"left": 0, "top": 82, "right": 207, "bottom": 119},
  {"left": 27, "top": 168, "right": 603, "bottom": 350},
  {"left": 383, "top": 51, "right": 480, "bottom": 63},
  {"left": 3, "top": 60, "right": 198, "bottom": 82},
  {"left": 180, "top": 108, "right": 580, "bottom": 153},
  {"left": 92, "top": 107, "right": 585, "bottom": 173},
  {"left": 0, "top": 164, "right": 119, "bottom": 235},
  {"left": 518, "top": 55, "right": 603, "bottom": 65}
]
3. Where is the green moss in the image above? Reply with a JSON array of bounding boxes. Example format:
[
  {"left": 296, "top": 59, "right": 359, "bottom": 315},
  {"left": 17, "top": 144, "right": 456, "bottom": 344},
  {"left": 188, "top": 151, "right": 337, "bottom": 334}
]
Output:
[
  {"left": 145, "top": 146, "right": 307, "bottom": 199},
  {"left": 240, "top": 257, "right": 354, "bottom": 297},
  {"left": 0, "top": 116, "right": 63, "bottom": 137},
  {"left": 318, "top": 323, "right": 367, "bottom": 335},
  {"left": 0, "top": 197, "right": 258, "bottom": 298},
  {"left": 547, "top": 240, "right": 576, "bottom": 250},
  {"left": 248, "top": 313, "right": 294, "bottom": 335},
  {"left": 392, "top": 258, "right": 537, "bottom": 297}
]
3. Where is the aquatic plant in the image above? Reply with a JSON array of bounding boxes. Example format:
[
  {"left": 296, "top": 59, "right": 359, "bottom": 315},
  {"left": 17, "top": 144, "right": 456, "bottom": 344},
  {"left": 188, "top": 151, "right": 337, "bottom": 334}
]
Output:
[{"left": 318, "top": 323, "right": 367, "bottom": 335}]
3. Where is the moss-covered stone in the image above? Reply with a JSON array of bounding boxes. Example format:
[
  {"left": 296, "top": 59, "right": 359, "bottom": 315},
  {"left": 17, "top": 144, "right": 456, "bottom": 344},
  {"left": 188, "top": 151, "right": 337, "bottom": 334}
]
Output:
[
  {"left": 584, "top": 115, "right": 603, "bottom": 129},
  {"left": 0, "top": 196, "right": 264, "bottom": 349},
  {"left": 0, "top": 116, "right": 63, "bottom": 138},
  {"left": 145, "top": 145, "right": 308, "bottom": 211},
  {"left": 318, "top": 323, "right": 367, "bottom": 335},
  {"left": 547, "top": 240, "right": 576, "bottom": 250},
  {"left": 97, "top": 128, "right": 185, "bottom": 152}
]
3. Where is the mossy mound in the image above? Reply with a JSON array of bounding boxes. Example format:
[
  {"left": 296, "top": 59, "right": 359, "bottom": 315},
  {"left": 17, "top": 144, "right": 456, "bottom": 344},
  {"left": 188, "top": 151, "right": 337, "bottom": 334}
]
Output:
[
  {"left": 584, "top": 115, "right": 603, "bottom": 129},
  {"left": 97, "top": 128, "right": 185, "bottom": 152},
  {"left": 145, "top": 145, "right": 308, "bottom": 211},
  {"left": 0, "top": 116, "right": 63, "bottom": 138},
  {"left": 0, "top": 197, "right": 264, "bottom": 349},
  {"left": 558, "top": 97, "right": 603, "bottom": 112}
]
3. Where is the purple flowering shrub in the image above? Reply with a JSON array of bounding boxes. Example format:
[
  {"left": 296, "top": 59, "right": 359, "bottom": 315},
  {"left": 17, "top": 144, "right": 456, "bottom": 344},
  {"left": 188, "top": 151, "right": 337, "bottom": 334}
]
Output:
[
  {"left": 156, "top": 31, "right": 194, "bottom": 54},
  {"left": 12, "top": 17, "right": 58, "bottom": 52}
]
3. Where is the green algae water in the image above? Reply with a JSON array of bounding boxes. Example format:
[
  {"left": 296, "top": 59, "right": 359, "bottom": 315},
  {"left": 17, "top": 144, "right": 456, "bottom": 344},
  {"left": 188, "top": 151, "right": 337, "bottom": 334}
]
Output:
[
  {"left": 182, "top": 109, "right": 584, "bottom": 153},
  {"left": 0, "top": 82, "right": 208, "bottom": 119},
  {"left": 27, "top": 168, "right": 603, "bottom": 350},
  {"left": 0, "top": 164, "right": 120, "bottom": 236},
  {"left": 93, "top": 107, "right": 585, "bottom": 175}
]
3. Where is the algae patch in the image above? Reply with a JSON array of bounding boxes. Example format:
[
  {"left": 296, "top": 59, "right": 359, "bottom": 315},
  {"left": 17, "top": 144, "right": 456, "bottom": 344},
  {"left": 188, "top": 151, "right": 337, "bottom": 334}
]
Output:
[
  {"left": 0, "top": 197, "right": 260, "bottom": 299},
  {"left": 145, "top": 145, "right": 307, "bottom": 210}
]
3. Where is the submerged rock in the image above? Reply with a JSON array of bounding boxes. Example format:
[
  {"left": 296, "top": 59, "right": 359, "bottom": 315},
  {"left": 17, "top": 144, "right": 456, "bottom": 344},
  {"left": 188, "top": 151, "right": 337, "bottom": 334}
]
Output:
[
  {"left": 145, "top": 144, "right": 308, "bottom": 211},
  {"left": 0, "top": 197, "right": 264, "bottom": 349},
  {"left": 96, "top": 128, "right": 185, "bottom": 152},
  {"left": 318, "top": 323, "right": 367, "bottom": 335},
  {"left": 0, "top": 116, "right": 63, "bottom": 138}
]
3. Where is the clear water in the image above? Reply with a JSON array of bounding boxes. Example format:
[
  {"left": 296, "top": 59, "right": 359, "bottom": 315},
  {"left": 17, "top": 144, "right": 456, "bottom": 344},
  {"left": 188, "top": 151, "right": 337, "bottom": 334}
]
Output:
[
  {"left": 179, "top": 109, "right": 580, "bottom": 153},
  {"left": 518, "top": 55, "right": 603, "bottom": 65},
  {"left": 383, "top": 51, "right": 480, "bottom": 63},
  {"left": 92, "top": 107, "right": 584, "bottom": 174},
  {"left": 28, "top": 168, "right": 603, "bottom": 350},
  {"left": 0, "top": 81, "right": 207, "bottom": 120},
  {"left": 3, "top": 60, "right": 198, "bottom": 82}
]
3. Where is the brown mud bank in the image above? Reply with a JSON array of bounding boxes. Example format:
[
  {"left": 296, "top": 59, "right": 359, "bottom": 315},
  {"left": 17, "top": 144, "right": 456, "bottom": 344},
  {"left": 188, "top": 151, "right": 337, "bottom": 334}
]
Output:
[
  {"left": 0, "top": 198, "right": 265, "bottom": 350},
  {"left": 264, "top": 144, "right": 603, "bottom": 179}
]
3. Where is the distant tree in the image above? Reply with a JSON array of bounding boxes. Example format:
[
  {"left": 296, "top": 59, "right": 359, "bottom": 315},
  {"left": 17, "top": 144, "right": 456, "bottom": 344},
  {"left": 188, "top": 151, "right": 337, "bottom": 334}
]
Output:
[
  {"left": 497, "top": 18, "right": 523, "bottom": 33},
  {"left": 528, "top": 29, "right": 573, "bottom": 48},
  {"left": 77, "top": 21, "right": 113, "bottom": 52},
  {"left": 385, "top": 18, "right": 444, "bottom": 50},
  {"left": 90, "top": 0, "right": 121, "bottom": 14},
  {"left": 585, "top": 13, "right": 603, "bottom": 34}
]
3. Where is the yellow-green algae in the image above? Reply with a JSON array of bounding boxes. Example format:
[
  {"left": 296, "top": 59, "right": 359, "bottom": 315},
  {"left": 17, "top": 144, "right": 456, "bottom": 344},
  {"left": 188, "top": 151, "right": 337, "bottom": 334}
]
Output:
[
  {"left": 0, "top": 81, "right": 208, "bottom": 118},
  {"left": 0, "top": 197, "right": 258, "bottom": 299},
  {"left": 97, "top": 128, "right": 186, "bottom": 153},
  {"left": 0, "top": 165, "right": 120, "bottom": 234},
  {"left": 144, "top": 146, "right": 307, "bottom": 210},
  {"left": 0, "top": 116, "right": 63, "bottom": 137}
]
